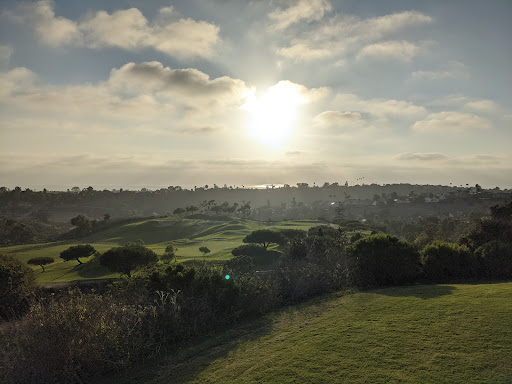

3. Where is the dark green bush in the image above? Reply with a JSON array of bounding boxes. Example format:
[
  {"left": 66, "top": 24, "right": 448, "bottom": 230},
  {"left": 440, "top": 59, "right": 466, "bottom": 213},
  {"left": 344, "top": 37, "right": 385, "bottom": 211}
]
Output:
[
  {"left": 348, "top": 234, "right": 420, "bottom": 287},
  {"left": 0, "top": 254, "right": 36, "bottom": 321},
  {"left": 0, "top": 288, "right": 174, "bottom": 383},
  {"left": 475, "top": 240, "right": 512, "bottom": 279},
  {"left": 421, "top": 241, "right": 474, "bottom": 281},
  {"left": 225, "top": 255, "right": 255, "bottom": 275},
  {"left": 231, "top": 244, "right": 281, "bottom": 267},
  {"left": 279, "top": 229, "right": 307, "bottom": 242},
  {"left": 277, "top": 235, "right": 348, "bottom": 303}
]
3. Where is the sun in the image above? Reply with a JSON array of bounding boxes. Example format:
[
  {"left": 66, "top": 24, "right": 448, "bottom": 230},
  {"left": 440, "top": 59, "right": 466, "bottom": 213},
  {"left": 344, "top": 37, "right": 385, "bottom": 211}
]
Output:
[{"left": 243, "top": 81, "right": 306, "bottom": 148}]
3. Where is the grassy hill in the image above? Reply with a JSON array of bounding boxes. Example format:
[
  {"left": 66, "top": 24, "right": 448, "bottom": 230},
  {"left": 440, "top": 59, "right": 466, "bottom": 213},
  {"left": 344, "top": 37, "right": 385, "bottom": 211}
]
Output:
[
  {"left": 0, "top": 217, "right": 321, "bottom": 282},
  {"left": 114, "top": 282, "right": 512, "bottom": 384}
]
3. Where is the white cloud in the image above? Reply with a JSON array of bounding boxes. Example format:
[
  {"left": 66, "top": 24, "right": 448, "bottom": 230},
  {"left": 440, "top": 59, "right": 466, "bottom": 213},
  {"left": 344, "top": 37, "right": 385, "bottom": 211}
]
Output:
[
  {"left": 313, "top": 111, "right": 363, "bottom": 128},
  {"left": 465, "top": 99, "right": 499, "bottom": 113},
  {"left": 277, "top": 43, "right": 332, "bottom": 61},
  {"left": 394, "top": 152, "right": 448, "bottom": 161},
  {"left": 333, "top": 93, "right": 427, "bottom": 120},
  {"left": 6, "top": 0, "right": 220, "bottom": 59},
  {"left": 268, "top": 0, "right": 332, "bottom": 31},
  {"left": 411, "top": 61, "right": 468, "bottom": 80},
  {"left": 412, "top": 111, "right": 492, "bottom": 133},
  {"left": 0, "top": 62, "right": 250, "bottom": 135},
  {"left": 357, "top": 40, "right": 427, "bottom": 61},
  {"left": 5, "top": 0, "right": 81, "bottom": 47},
  {"left": 275, "top": 10, "right": 433, "bottom": 61}
]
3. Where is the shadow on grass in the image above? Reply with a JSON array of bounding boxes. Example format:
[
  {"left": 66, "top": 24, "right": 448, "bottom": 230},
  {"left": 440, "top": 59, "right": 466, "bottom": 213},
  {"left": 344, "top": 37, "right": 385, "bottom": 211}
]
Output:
[
  {"left": 98, "top": 316, "right": 275, "bottom": 384},
  {"left": 375, "top": 284, "right": 456, "bottom": 299},
  {"left": 74, "top": 258, "right": 112, "bottom": 279},
  {"left": 101, "top": 292, "right": 343, "bottom": 384}
]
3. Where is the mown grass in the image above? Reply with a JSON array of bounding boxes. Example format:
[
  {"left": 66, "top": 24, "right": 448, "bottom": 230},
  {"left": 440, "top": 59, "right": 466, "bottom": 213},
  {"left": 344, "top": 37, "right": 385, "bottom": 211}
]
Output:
[
  {"left": 0, "top": 217, "right": 321, "bottom": 282},
  {"left": 122, "top": 282, "right": 512, "bottom": 384}
]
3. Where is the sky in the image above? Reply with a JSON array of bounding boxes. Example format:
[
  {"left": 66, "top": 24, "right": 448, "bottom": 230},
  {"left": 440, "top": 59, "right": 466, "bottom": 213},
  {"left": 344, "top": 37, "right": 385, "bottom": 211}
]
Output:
[{"left": 0, "top": 0, "right": 511, "bottom": 190}]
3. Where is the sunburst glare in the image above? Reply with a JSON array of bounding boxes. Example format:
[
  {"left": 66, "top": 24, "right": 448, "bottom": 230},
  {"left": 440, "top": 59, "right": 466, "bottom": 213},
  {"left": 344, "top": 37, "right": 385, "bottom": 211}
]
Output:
[{"left": 243, "top": 81, "right": 306, "bottom": 148}]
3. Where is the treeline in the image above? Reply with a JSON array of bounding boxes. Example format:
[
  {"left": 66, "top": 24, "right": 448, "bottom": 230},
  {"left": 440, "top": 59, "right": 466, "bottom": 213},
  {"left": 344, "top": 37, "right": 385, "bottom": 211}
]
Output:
[
  {"left": 0, "top": 201, "right": 510, "bottom": 383},
  {"left": 2, "top": 183, "right": 498, "bottom": 222}
]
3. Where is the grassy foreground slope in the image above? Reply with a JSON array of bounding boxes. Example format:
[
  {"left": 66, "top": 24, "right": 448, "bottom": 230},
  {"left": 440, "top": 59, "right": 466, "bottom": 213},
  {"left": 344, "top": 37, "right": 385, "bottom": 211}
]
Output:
[
  {"left": 139, "top": 283, "right": 512, "bottom": 384},
  {"left": 0, "top": 217, "right": 320, "bottom": 282}
]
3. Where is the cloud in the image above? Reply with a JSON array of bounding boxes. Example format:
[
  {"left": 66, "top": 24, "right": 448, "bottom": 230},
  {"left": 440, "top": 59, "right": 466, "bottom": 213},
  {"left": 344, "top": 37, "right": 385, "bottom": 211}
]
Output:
[
  {"left": 357, "top": 40, "right": 428, "bottom": 61},
  {"left": 465, "top": 99, "right": 499, "bottom": 113},
  {"left": 180, "top": 126, "right": 223, "bottom": 135},
  {"left": 313, "top": 111, "right": 363, "bottom": 128},
  {"left": 5, "top": 0, "right": 82, "bottom": 47},
  {"left": 6, "top": 1, "right": 220, "bottom": 59},
  {"left": 0, "top": 62, "right": 249, "bottom": 136},
  {"left": 268, "top": 0, "right": 332, "bottom": 31},
  {"left": 394, "top": 152, "right": 448, "bottom": 161},
  {"left": 332, "top": 93, "right": 427, "bottom": 120},
  {"left": 411, "top": 61, "right": 468, "bottom": 81},
  {"left": 108, "top": 62, "right": 249, "bottom": 105},
  {"left": 275, "top": 10, "right": 432, "bottom": 61},
  {"left": 412, "top": 111, "right": 492, "bottom": 133},
  {"left": 277, "top": 43, "right": 332, "bottom": 61}
]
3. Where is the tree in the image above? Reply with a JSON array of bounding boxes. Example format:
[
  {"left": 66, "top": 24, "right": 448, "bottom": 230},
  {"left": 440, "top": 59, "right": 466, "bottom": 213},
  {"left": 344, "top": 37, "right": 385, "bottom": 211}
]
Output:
[
  {"left": 60, "top": 244, "right": 96, "bottom": 265},
  {"left": 70, "top": 215, "right": 91, "bottom": 233},
  {"left": 0, "top": 254, "right": 36, "bottom": 320},
  {"left": 199, "top": 246, "right": 211, "bottom": 257},
  {"left": 162, "top": 244, "right": 176, "bottom": 262},
  {"left": 173, "top": 207, "right": 185, "bottom": 216},
  {"left": 242, "top": 229, "right": 285, "bottom": 249},
  {"left": 27, "top": 257, "right": 54, "bottom": 272},
  {"left": 99, "top": 245, "right": 158, "bottom": 277}
]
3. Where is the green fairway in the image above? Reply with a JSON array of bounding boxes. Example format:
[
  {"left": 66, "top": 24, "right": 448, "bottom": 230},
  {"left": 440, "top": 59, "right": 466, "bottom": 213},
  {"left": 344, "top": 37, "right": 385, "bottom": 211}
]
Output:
[
  {"left": 134, "top": 283, "right": 512, "bottom": 384},
  {"left": 0, "top": 217, "right": 321, "bottom": 282}
]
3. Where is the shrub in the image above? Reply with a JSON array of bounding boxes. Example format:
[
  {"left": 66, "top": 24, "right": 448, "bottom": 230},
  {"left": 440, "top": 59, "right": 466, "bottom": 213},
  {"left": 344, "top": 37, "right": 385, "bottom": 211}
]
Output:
[
  {"left": 421, "top": 241, "right": 474, "bottom": 281},
  {"left": 0, "top": 289, "right": 170, "bottom": 383},
  {"left": 0, "top": 254, "right": 36, "bottom": 321},
  {"left": 232, "top": 244, "right": 267, "bottom": 257},
  {"left": 307, "top": 225, "right": 339, "bottom": 238},
  {"left": 231, "top": 244, "right": 280, "bottom": 268},
  {"left": 279, "top": 229, "right": 307, "bottom": 242},
  {"left": 474, "top": 240, "right": 512, "bottom": 279},
  {"left": 225, "top": 255, "right": 255, "bottom": 275},
  {"left": 348, "top": 233, "right": 420, "bottom": 287},
  {"left": 199, "top": 246, "right": 211, "bottom": 256},
  {"left": 277, "top": 235, "right": 348, "bottom": 303}
]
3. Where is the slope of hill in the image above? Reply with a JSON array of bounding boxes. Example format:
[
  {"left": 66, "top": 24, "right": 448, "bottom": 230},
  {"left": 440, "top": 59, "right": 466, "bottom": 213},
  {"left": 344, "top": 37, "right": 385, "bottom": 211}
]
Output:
[
  {"left": 0, "top": 217, "right": 320, "bottom": 282},
  {"left": 117, "top": 283, "right": 512, "bottom": 384}
]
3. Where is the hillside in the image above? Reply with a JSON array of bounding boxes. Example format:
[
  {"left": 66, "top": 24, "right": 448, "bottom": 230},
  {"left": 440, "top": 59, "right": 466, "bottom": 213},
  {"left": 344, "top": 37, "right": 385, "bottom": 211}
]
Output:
[
  {"left": 0, "top": 217, "right": 320, "bottom": 282},
  {"left": 114, "top": 283, "right": 512, "bottom": 384}
]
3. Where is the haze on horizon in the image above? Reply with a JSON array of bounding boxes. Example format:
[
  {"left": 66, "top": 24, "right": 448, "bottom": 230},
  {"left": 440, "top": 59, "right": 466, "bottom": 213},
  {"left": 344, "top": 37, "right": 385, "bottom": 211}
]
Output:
[{"left": 0, "top": 0, "right": 511, "bottom": 190}]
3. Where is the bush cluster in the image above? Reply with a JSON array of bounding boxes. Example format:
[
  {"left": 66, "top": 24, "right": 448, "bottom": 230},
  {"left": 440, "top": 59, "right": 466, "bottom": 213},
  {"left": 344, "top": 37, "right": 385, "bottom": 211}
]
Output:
[
  {"left": 0, "top": 254, "right": 36, "bottom": 321},
  {"left": 348, "top": 233, "right": 421, "bottom": 287}
]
